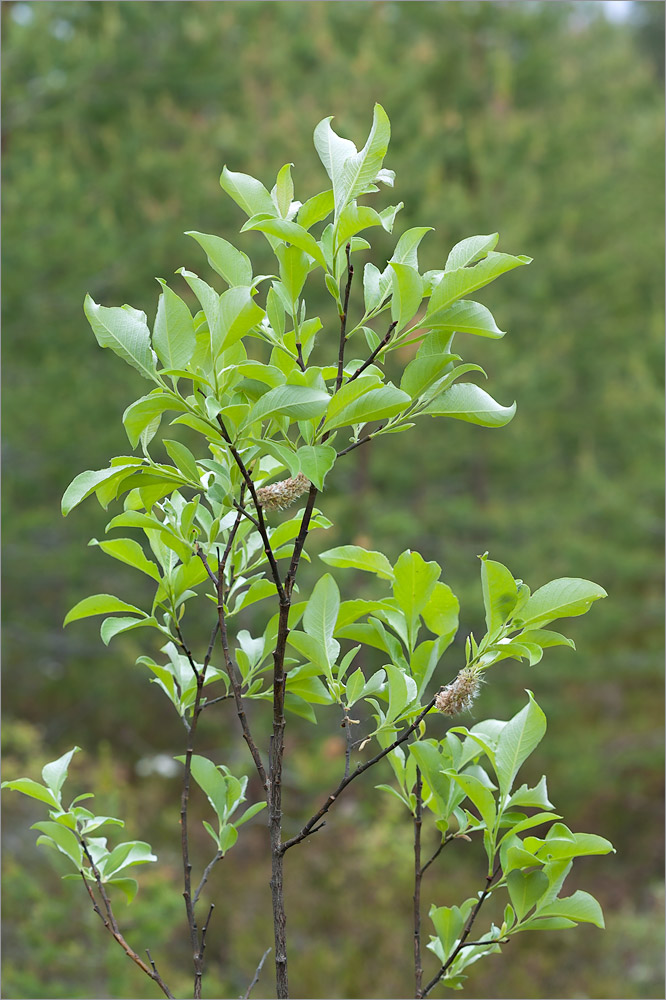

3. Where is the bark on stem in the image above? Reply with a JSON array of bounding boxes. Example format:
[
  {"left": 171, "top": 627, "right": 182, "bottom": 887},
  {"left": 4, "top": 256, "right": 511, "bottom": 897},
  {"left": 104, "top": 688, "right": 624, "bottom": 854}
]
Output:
[
  {"left": 413, "top": 766, "right": 423, "bottom": 999},
  {"left": 269, "top": 484, "right": 319, "bottom": 998}
]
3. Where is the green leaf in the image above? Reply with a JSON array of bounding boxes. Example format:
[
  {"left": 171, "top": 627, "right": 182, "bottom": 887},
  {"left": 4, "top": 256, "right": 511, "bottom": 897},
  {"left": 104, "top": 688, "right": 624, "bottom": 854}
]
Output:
[
  {"left": 249, "top": 384, "right": 330, "bottom": 424},
  {"left": 535, "top": 890, "right": 605, "bottom": 928},
  {"left": 480, "top": 555, "right": 518, "bottom": 634},
  {"left": 374, "top": 783, "right": 411, "bottom": 809},
  {"left": 533, "top": 829, "right": 615, "bottom": 860},
  {"left": 234, "top": 579, "right": 278, "bottom": 614},
  {"left": 390, "top": 263, "right": 424, "bottom": 331},
  {"left": 297, "top": 189, "right": 334, "bottom": 231},
  {"left": 235, "top": 801, "right": 267, "bottom": 827},
  {"left": 163, "top": 439, "right": 200, "bottom": 483},
  {"left": 425, "top": 299, "right": 506, "bottom": 339},
  {"left": 122, "top": 392, "right": 188, "bottom": 448},
  {"left": 313, "top": 115, "right": 358, "bottom": 215},
  {"left": 449, "top": 772, "right": 497, "bottom": 832},
  {"left": 390, "top": 227, "right": 433, "bottom": 270},
  {"left": 519, "top": 579, "right": 607, "bottom": 627},
  {"left": 187, "top": 231, "right": 252, "bottom": 287},
  {"left": 383, "top": 663, "right": 417, "bottom": 725},
  {"left": 84, "top": 296, "right": 158, "bottom": 382},
  {"left": 218, "top": 825, "right": 239, "bottom": 853},
  {"left": 106, "top": 878, "right": 139, "bottom": 905},
  {"left": 519, "top": 629, "right": 576, "bottom": 651},
  {"left": 101, "top": 841, "right": 157, "bottom": 878},
  {"left": 220, "top": 166, "right": 276, "bottom": 219},
  {"left": 423, "top": 383, "right": 516, "bottom": 428},
  {"left": 1, "top": 777, "right": 61, "bottom": 808},
  {"left": 409, "top": 742, "right": 457, "bottom": 816},
  {"left": 62, "top": 465, "right": 141, "bottom": 516},
  {"left": 177, "top": 755, "right": 229, "bottom": 823},
  {"left": 276, "top": 245, "right": 310, "bottom": 303},
  {"left": 392, "top": 550, "right": 440, "bottom": 649},
  {"left": 41, "top": 748, "right": 81, "bottom": 799},
  {"left": 153, "top": 281, "right": 196, "bottom": 370},
  {"left": 325, "top": 383, "right": 410, "bottom": 430},
  {"left": 219, "top": 286, "right": 265, "bottom": 353},
  {"left": 426, "top": 251, "right": 531, "bottom": 323},
  {"left": 506, "top": 776, "right": 554, "bottom": 811},
  {"left": 242, "top": 217, "right": 328, "bottom": 271},
  {"left": 429, "top": 904, "right": 465, "bottom": 962},
  {"left": 506, "top": 869, "right": 550, "bottom": 921},
  {"left": 410, "top": 635, "right": 453, "bottom": 700},
  {"left": 89, "top": 538, "right": 161, "bottom": 581},
  {"left": 421, "top": 582, "right": 459, "bottom": 638},
  {"left": 319, "top": 544, "right": 394, "bottom": 581},
  {"left": 303, "top": 575, "right": 340, "bottom": 650},
  {"left": 296, "top": 445, "right": 336, "bottom": 490},
  {"left": 32, "top": 821, "right": 83, "bottom": 867},
  {"left": 273, "top": 163, "right": 294, "bottom": 217},
  {"left": 336, "top": 204, "right": 383, "bottom": 248},
  {"left": 445, "top": 234, "right": 499, "bottom": 271},
  {"left": 494, "top": 692, "right": 547, "bottom": 797},
  {"left": 100, "top": 616, "right": 159, "bottom": 645},
  {"left": 400, "top": 354, "right": 459, "bottom": 400},
  {"left": 338, "top": 103, "right": 391, "bottom": 213},
  {"left": 345, "top": 668, "right": 366, "bottom": 708}
]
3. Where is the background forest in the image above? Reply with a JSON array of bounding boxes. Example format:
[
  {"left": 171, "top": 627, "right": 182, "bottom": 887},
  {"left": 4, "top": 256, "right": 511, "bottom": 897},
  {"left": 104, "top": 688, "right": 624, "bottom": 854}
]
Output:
[{"left": 2, "top": 2, "right": 663, "bottom": 999}]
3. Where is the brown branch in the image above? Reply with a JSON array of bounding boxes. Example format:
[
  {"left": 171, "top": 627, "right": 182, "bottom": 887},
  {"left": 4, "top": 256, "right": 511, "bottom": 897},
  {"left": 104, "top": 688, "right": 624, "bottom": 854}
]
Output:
[
  {"left": 193, "top": 850, "right": 224, "bottom": 907},
  {"left": 281, "top": 694, "right": 441, "bottom": 853},
  {"left": 336, "top": 425, "right": 385, "bottom": 458},
  {"left": 215, "top": 415, "right": 286, "bottom": 602},
  {"left": 213, "top": 568, "right": 268, "bottom": 790},
  {"left": 347, "top": 320, "right": 397, "bottom": 384},
  {"left": 175, "top": 613, "right": 223, "bottom": 996},
  {"left": 414, "top": 766, "right": 423, "bottom": 999},
  {"left": 78, "top": 864, "right": 174, "bottom": 998},
  {"left": 420, "top": 834, "right": 455, "bottom": 875},
  {"left": 284, "top": 483, "right": 318, "bottom": 598},
  {"left": 342, "top": 708, "right": 354, "bottom": 781},
  {"left": 197, "top": 902, "right": 215, "bottom": 975},
  {"left": 243, "top": 947, "right": 272, "bottom": 1000},
  {"left": 335, "top": 243, "right": 354, "bottom": 392},
  {"left": 420, "top": 863, "right": 502, "bottom": 998}
]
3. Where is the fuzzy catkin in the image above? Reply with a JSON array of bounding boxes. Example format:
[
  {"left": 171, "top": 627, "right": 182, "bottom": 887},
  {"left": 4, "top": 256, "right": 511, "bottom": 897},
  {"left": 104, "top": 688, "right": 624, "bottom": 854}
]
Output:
[
  {"left": 256, "top": 473, "right": 311, "bottom": 511},
  {"left": 435, "top": 667, "right": 482, "bottom": 716}
]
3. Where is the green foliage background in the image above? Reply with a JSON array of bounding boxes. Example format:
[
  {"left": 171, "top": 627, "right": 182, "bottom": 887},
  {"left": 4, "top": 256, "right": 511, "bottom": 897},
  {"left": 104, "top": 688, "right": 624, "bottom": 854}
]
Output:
[{"left": 2, "top": 2, "right": 663, "bottom": 998}]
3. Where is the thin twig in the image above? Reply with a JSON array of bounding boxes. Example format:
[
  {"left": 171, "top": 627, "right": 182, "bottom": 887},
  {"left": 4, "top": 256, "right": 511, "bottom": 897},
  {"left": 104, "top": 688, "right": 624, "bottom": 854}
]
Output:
[
  {"left": 335, "top": 243, "right": 354, "bottom": 392},
  {"left": 80, "top": 839, "right": 117, "bottom": 932},
  {"left": 242, "top": 947, "right": 272, "bottom": 1000},
  {"left": 336, "top": 426, "right": 385, "bottom": 458},
  {"left": 420, "top": 863, "right": 502, "bottom": 998},
  {"left": 201, "top": 693, "right": 233, "bottom": 709},
  {"left": 342, "top": 708, "right": 354, "bottom": 781},
  {"left": 347, "top": 320, "right": 397, "bottom": 384},
  {"left": 420, "top": 834, "right": 455, "bottom": 875},
  {"left": 79, "top": 868, "right": 174, "bottom": 998},
  {"left": 193, "top": 851, "right": 224, "bottom": 907},
  {"left": 198, "top": 903, "right": 215, "bottom": 966},
  {"left": 232, "top": 499, "right": 260, "bottom": 529},
  {"left": 215, "top": 415, "right": 286, "bottom": 602},
  {"left": 196, "top": 543, "right": 268, "bottom": 789},
  {"left": 281, "top": 693, "right": 443, "bottom": 853}
]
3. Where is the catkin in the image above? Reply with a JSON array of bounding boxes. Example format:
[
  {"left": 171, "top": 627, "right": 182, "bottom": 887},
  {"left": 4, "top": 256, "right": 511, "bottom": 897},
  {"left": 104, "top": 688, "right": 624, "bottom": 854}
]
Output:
[
  {"left": 255, "top": 473, "right": 311, "bottom": 511},
  {"left": 435, "top": 667, "right": 482, "bottom": 716}
]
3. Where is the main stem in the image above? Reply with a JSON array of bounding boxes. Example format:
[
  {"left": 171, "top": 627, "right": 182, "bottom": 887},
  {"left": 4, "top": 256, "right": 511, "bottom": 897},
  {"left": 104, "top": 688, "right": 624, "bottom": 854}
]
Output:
[
  {"left": 413, "top": 766, "right": 423, "bottom": 999},
  {"left": 269, "top": 484, "right": 319, "bottom": 998}
]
